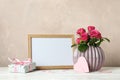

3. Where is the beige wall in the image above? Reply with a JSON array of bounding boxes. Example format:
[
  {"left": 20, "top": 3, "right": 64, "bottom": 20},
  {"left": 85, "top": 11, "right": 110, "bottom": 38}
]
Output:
[{"left": 0, "top": 0, "right": 120, "bottom": 67}]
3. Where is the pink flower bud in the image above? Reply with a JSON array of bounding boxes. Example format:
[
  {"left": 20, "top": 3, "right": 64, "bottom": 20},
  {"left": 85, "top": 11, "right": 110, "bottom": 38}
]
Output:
[
  {"left": 90, "top": 30, "right": 102, "bottom": 39},
  {"left": 76, "top": 28, "right": 86, "bottom": 35},
  {"left": 88, "top": 26, "right": 95, "bottom": 32},
  {"left": 81, "top": 33, "right": 88, "bottom": 41},
  {"left": 76, "top": 38, "right": 81, "bottom": 44}
]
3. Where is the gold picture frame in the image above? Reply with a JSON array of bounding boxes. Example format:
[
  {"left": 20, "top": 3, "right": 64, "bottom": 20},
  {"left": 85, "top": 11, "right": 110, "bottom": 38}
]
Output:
[{"left": 28, "top": 34, "right": 74, "bottom": 70}]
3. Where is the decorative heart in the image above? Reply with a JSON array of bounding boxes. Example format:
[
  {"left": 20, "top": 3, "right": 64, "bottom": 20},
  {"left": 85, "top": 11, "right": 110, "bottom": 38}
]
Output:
[{"left": 74, "top": 56, "right": 89, "bottom": 73}]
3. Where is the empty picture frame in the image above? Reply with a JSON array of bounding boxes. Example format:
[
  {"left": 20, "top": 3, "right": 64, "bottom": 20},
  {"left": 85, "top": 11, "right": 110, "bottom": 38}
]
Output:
[{"left": 28, "top": 34, "right": 74, "bottom": 69}]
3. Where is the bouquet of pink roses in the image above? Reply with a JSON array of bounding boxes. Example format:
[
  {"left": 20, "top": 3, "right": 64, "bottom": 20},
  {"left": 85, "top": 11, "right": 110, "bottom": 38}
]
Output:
[{"left": 71, "top": 26, "right": 110, "bottom": 52}]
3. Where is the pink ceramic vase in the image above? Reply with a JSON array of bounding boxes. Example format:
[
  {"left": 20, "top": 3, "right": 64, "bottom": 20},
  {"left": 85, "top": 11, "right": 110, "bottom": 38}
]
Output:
[{"left": 73, "top": 46, "right": 105, "bottom": 72}]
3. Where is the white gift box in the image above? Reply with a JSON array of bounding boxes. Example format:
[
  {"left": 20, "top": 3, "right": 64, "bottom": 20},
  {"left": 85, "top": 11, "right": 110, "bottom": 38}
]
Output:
[{"left": 8, "top": 62, "right": 36, "bottom": 73}]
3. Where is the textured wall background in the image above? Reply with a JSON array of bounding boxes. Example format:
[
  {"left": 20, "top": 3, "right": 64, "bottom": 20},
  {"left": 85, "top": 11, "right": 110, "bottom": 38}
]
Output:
[{"left": 0, "top": 0, "right": 120, "bottom": 66}]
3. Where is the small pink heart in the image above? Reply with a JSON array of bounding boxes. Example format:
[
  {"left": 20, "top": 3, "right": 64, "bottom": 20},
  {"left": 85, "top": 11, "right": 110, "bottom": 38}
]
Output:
[{"left": 74, "top": 56, "right": 89, "bottom": 73}]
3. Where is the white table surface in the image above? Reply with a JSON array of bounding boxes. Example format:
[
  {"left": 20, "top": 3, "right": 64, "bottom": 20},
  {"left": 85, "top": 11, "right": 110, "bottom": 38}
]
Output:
[{"left": 0, "top": 67, "right": 120, "bottom": 80}]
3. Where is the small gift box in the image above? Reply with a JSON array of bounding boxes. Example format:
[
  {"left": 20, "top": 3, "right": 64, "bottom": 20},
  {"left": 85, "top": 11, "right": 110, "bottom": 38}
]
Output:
[{"left": 8, "top": 58, "right": 36, "bottom": 73}]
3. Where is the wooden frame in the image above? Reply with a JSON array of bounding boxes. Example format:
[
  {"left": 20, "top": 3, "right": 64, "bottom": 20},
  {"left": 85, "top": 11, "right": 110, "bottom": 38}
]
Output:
[{"left": 28, "top": 34, "right": 74, "bottom": 69}]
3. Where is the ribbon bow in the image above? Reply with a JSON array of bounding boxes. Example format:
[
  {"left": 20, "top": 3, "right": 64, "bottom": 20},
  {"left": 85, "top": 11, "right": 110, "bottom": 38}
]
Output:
[{"left": 8, "top": 57, "right": 32, "bottom": 65}]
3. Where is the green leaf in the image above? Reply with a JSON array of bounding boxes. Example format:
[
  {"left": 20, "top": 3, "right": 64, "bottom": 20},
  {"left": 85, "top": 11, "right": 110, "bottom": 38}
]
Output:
[
  {"left": 78, "top": 43, "right": 88, "bottom": 52},
  {"left": 95, "top": 39, "right": 103, "bottom": 47},
  {"left": 103, "top": 38, "right": 110, "bottom": 42},
  {"left": 89, "top": 38, "right": 98, "bottom": 46},
  {"left": 71, "top": 44, "right": 77, "bottom": 47}
]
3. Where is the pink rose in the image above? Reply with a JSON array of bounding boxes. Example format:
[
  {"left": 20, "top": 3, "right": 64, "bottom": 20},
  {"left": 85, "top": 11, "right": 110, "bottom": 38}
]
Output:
[
  {"left": 76, "top": 28, "right": 86, "bottom": 35},
  {"left": 81, "top": 33, "right": 88, "bottom": 41},
  {"left": 88, "top": 26, "right": 95, "bottom": 32},
  {"left": 76, "top": 38, "right": 81, "bottom": 44},
  {"left": 90, "top": 30, "right": 102, "bottom": 39}
]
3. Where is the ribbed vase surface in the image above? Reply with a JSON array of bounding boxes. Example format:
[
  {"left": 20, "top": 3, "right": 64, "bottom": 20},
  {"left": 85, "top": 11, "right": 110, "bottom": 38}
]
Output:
[{"left": 73, "top": 46, "right": 105, "bottom": 72}]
